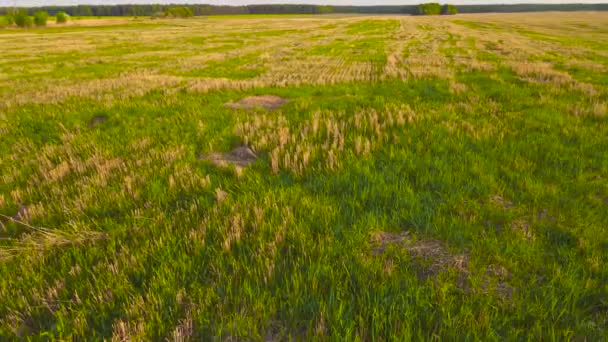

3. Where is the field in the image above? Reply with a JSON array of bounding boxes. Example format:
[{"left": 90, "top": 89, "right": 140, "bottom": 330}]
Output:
[{"left": 0, "top": 12, "right": 607, "bottom": 339}]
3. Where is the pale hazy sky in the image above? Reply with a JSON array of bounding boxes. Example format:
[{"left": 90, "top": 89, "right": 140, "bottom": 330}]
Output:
[{"left": 2, "top": 0, "right": 607, "bottom": 7}]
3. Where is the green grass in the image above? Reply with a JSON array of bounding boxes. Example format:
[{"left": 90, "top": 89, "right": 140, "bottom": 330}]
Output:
[
  {"left": 179, "top": 53, "right": 265, "bottom": 79},
  {"left": 452, "top": 20, "right": 498, "bottom": 30},
  {"left": 233, "top": 29, "right": 301, "bottom": 38},
  {"left": 346, "top": 19, "right": 399, "bottom": 35},
  {"left": 188, "top": 37, "right": 246, "bottom": 52},
  {"left": 0, "top": 22, "right": 165, "bottom": 35},
  {"left": 0, "top": 13, "right": 607, "bottom": 340},
  {"left": 309, "top": 37, "right": 387, "bottom": 64}
]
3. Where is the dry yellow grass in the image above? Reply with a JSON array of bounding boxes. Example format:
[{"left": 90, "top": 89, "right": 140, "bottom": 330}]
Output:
[{"left": 2, "top": 12, "right": 605, "bottom": 108}]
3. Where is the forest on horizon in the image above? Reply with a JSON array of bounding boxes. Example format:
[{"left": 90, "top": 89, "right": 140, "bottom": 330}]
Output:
[{"left": 2, "top": 3, "right": 608, "bottom": 17}]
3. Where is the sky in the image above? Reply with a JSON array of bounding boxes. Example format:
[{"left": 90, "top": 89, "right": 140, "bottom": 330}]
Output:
[{"left": 1, "top": 0, "right": 606, "bottom": 7}]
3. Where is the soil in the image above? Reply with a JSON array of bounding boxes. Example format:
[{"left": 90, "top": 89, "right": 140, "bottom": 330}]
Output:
[
  {"left": 225, "top": 95, "right": 288, "bottom": 110},
  {"left": 489, "top": 195, "right": 513, "bottom": 210},
  {"left": 370, "top": 230, "right": 469, "bottom": 277},
  {"left": 88, "top": 115, "right": 108, "bottom": 127},
  {"left": 201, "top": 146, "right": 258, "bottom": 168}
]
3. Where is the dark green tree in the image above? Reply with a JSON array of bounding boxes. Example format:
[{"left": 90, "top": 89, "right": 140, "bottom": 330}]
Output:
[
  {"left": 442, "top": 4, "right": 458, "bottom": 15},
  {"left": 316, "top": 6, "right": 334, "bottom": 14},
  {"left": 80, "top": 6, "right": 93, "bottom": 16},
  {"left": 166, "top": 6, "right": 193, "bottom": 18},
  {"left": 0, "top": 16, "right": 9, "bottom": 28},
  {"left": 4, "top": 13, "right": 14, "bottom": 25},
  {"left": 33, "top": 11, "right": 48, "bottom": 26},
  {"left": 56, "top": 11, "right": 69, "bottom": 23},
  {"left": 14, "top": 10, "right": 33, "bottom": 28},
  {"left": 417, "top": 3, "right": 442, "bottom": 15}
]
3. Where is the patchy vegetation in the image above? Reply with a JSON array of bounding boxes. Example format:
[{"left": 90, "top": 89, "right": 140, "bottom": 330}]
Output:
[
  {"left": 346, "top": 19, "right": 400, "bottom": 35},
  {"left": 225, "top": 95, "right": 288, "bottom": 110},
  {"left": 201, "top": 146, "right": 258, "bottom": 170},
  {"left": 180, "top": 53, "right": 265, "bottom": 79},
  {"left": 0, "top": 13, "right": 607, "bottom": 340}
]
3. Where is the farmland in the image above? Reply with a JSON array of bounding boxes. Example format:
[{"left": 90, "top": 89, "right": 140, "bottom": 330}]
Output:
[{"left": 0, "top": 12, "right": 607, "bottom": 339}]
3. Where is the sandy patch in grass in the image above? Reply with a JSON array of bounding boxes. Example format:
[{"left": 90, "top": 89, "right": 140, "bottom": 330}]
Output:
[
  {"left": 201, "top": 146, "right": 258, "bottom": 169},
  {"left": 226, "top": 95, "right": 288, "bottom": 110},
  {"left": 489, "top": 195, "right": 514, "bottom": 210},
  {"left": 510, "top": 218, "right": 535, "bottom": 242},
  {"left": 370, "top": 231, "right": 411, "bottom": 255},
  {"left": 370, "top": 231, "right": 469, "bottom": 277},
  {"left": 370, "top": 231, "right": 515, "bottom": 298},
  {"left": 482, "top": 264, "right": 514, "bottom": 300},
  {"left": 88, "top": 115, "right": 108, "bottom": 127}
]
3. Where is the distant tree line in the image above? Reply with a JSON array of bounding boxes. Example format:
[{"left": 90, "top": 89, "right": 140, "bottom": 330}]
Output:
[
  {"left": 1, "top": 3, "right": 607, "bottom": 17},
  {"left": 160, "top": 6, "right": 194, "bottom": 18},
  {"left": 416, "top": 3, "right": 458, "bottom": 15},
  {"left": 417, "top": 3, "right": 442, "bottom": 15},
  {"left": 1, "top": 8, "right": 71, "bottom": 28}
]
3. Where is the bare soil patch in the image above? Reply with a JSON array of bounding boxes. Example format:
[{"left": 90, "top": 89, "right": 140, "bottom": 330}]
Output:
[
  {"left": 88, "top": 115, "right": 108, "bottom": 127},
  {"left": 482, "top": 264, "right": 514, "bottom": 300},
  {"left": 370, "top": 231, "right": 515, "bottom": 298},
  {"left": 489, "top": 195, "right": 513, "bottom": 210},
  {"left": 370, "top": 231, "right": 469, "bottom": 277},
  {"left": 510, "top": 218, "right": 534, "bottom": 241},
  {"left": 201, "top": 146, "right": 258, "bottom": 168},
  {"left": 370, "top": 231, "right": 411, "bottom": 254},
  {"left": 226, "top": 95, "right": 288, "bottom": 110}
]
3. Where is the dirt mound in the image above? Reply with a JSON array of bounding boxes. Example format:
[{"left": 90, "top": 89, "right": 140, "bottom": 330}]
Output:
[
  {"left": 482, "top": 264, "right": 514, "bottom": 300},
  {"left": 201, "top": 146, "right": 258, "bottom": 168},
  {"left": 370, "top": 231, "right": 515, "bottom": 297},
  {"left": 88, "top": 115, "right": 108, "bottom": 127},
  {"left": 370, "top": 231, "right": 468, "bottom": 277},
  {"left": 489, "top": 195, "right": 513, "bottom": 210},
  {"left": 226, "top": 95, "right": 288, "bottom": 110},
  {"left": 370, "top": 231, "right": 411, "bottom": 255}
]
